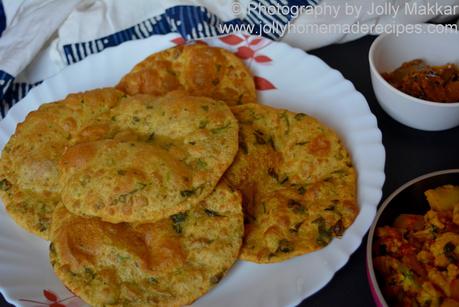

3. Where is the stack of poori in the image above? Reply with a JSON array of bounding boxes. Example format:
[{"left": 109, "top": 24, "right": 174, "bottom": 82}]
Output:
[{"left": 0, "top": 43, "right": 358, "bottom": 306}]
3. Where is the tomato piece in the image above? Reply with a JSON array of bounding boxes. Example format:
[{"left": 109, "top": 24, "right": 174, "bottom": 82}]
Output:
[
  {"left": 394, "top": 214, "right": 425, "bottom": 231},
  {"left": 377, "top": 226, "right": 403, "bottom": 239},
  {"left": 400, "top": 243, "right": 418, "bottom": 256},
  {"left": 402, "top": 255, "right": 426, "bottom": 277}
]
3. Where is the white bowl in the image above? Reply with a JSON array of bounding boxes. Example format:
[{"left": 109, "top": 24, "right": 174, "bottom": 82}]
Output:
[{"left": 369, "top": 25, "right": 459, "bottom": 131}]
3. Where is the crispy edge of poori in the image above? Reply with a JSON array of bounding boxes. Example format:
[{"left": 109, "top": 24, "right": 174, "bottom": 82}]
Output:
[{"left": 116, "top": 44, "right": 257, "bottom": 106}]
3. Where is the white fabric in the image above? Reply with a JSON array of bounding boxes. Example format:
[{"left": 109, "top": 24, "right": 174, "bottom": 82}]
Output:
[
  {"left": 0, "top": 0, "right": 458, "bottom": 84},
  {"left": 2, "top": 0, "right": 24, "bottom": 27},
  {"left": 0, "top": 0, "right": 80, "bottom": 76}
]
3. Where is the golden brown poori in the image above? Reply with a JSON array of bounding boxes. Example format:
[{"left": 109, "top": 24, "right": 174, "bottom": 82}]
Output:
[
  {"left": 116, "top": 44, "right": 257, "bottom": 106},
  {"left": 50, "top": 183, "right": 243, "bottom": 307},
  {"left": 224, "top": 103, "right": 358, "bottom": 263},
  {"left": 59, "top": 92, "right": 239, "bottom": 223},
  {"left": 0, "top": 88, "right": 126, "bottom": 238}
]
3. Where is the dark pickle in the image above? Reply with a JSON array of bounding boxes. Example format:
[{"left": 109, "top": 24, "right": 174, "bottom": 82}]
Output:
[{"left": 382, "top": 59, "right": 459, "bottom": 103}]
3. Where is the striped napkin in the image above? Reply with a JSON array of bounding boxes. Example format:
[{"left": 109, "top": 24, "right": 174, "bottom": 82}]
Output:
[
  {"left": 0, "top": 0, "right": 457, "bottom": 117},
  {"left": 0, "top": 0, "right": 321, "bottom": 116}
]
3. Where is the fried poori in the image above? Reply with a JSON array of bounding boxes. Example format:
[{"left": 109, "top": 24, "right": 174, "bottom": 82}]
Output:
[
  {"left": 50, "top": 183, "right": 243, "bottom": 307},
  {"left": 224, "top": 103, "right": 358, "bottom": 263},
  {"left": 0, "top": 88, "right": 126, "bottom": 239},
  {"left": 59, "top": 92, "right": 239, "bottom": 223},
  {"left": 116, "top": 44, "right": 257, "bottom": 106}
]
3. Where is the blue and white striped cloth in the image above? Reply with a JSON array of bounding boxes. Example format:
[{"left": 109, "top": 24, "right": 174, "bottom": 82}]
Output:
[
  {"left": 1, "top": 0, "right": 456, "bottom": 117},
  {"left": 0, "top": 0, "right": 318, "bottom": 117}
]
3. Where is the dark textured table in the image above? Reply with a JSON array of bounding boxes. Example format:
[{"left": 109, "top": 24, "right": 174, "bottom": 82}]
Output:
[{"left": 1, "top": 34, "right": 459, "bottom": 307}]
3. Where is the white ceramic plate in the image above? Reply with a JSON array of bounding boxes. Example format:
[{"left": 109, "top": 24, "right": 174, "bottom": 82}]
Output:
[{"left": 0, "top": 33, "right": 385, "bottom": 307}]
